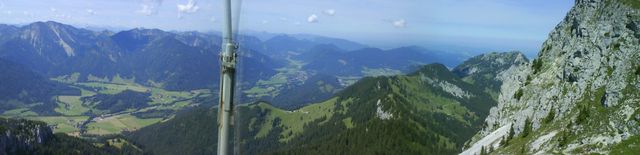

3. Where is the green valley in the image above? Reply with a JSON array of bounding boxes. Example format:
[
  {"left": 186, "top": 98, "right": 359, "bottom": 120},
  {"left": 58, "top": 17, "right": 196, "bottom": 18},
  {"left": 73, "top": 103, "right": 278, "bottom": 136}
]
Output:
[
  {"left": 125, "top": 52, "right": 526, "bottom": 155},
  {"left": 1, "top": 77, "right": 214, "bottom": 136}
]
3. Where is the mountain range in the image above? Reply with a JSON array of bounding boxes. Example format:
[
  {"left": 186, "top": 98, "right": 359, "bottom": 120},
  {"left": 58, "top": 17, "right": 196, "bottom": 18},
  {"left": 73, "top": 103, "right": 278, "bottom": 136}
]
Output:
[
  {"left": 0, "top": 20, "right": 479, "bottom": 155},
  {"left": 123, "top": 1, "right": 640, "bottom": 154},
  {"left": 124, "top": 52, "right": 527, "bottom": 154},
  {"left": 0, "top": 21, "right": 470, "bottom": 111}
]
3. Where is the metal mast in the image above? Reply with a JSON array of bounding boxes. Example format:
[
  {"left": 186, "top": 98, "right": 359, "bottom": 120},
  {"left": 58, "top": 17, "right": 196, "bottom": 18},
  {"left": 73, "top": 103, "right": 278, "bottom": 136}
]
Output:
[{"left": 218, "top": 0, "right": 237, "bottom": 154}]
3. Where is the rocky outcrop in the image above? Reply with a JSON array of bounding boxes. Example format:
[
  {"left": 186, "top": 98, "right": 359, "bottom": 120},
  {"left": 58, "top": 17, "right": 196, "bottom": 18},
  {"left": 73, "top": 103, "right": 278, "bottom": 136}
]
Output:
[
  {"left": 466, "top": 0, "right": 640, "bottom": 154},
  {"left": 0, "top": 118, "right": 54, "bottom": 154},
  {"left": 452, "top": 51, "right": 529, "bottom": 97}
]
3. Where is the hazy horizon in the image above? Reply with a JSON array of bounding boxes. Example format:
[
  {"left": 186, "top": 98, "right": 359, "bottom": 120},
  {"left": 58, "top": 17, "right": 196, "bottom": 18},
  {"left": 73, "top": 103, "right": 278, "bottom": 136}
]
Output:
[{"left": 0, "top": 0, "right": 574, "bottom": 57}]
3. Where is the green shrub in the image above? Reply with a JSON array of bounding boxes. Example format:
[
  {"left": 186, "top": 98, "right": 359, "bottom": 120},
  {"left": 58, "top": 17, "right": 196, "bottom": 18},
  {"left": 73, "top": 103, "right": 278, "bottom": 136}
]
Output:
[
  {"left": 558, "top": 130, "right": 570, "bottom": 147},
  {"left": 514, "top": 89, "right": 524, "bottom": 100},
  {"left": 521, "top": 118, "right": 532, "bottom": 138},
  {"left": 612, "top": 42, "right": 621, "bottom": 51},
  {"left": 544, "top": 109, "right": 556, "bottom": 124},
  {"left": 576, "top": 105, "right": 590, "bottom": 125},
  {"left": 508, "top": 124, "right": 515, "bottom": 140},
  {"left": 622, "top": 0, "right": 640, "bottom": 9},
  {"left": 532, "top": 59, "right": 544, "bottom": 74},
  {"left": 501, "top": 124, "right": 515, "bottom": 146}
]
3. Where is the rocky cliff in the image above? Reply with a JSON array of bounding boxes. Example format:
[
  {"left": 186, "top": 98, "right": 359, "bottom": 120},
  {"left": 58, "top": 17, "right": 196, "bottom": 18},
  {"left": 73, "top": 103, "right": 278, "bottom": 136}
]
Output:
[
  {"left": 0, "top": 118, "right": 53, "bottom": 154},
  {"left": 465, "top": 0, "right": 640, "bottom": 154}
]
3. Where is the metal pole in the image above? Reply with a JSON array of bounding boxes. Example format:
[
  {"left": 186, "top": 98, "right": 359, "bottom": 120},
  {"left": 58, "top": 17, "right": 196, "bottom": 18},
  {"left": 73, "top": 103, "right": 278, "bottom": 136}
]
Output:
[{"left": 218, "top": 0, "right": 236, "bottom": 154}]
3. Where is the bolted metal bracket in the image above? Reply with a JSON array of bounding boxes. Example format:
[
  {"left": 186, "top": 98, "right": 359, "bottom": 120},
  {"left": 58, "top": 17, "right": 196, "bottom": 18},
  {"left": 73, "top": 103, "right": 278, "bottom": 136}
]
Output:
[{"left": 220, "top": 42, "right": 238, "bottom": 73}]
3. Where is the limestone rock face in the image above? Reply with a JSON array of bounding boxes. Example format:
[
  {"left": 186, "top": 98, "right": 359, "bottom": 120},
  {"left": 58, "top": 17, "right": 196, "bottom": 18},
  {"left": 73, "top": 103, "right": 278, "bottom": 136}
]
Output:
[
  {"left": 0, "top": 118, "right": 54, "bottom": 154},
  {"left": 467, "top": 0, "right": 640, "bottom": 154}
]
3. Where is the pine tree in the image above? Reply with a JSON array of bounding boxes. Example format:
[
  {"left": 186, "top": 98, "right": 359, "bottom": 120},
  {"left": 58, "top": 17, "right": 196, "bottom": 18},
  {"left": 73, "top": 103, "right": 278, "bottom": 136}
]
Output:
[
  {"left": 544, "top": 108, "right": 556, "bottom": 124},
  {"left": 508, "top": 124, "right": 514, "bottom": 141},
  {"left": 521, "top": 118, "right": 532, "bottom": 138},
  {"left": 500, "top": 136, "right": 508, "bottom": 146}
]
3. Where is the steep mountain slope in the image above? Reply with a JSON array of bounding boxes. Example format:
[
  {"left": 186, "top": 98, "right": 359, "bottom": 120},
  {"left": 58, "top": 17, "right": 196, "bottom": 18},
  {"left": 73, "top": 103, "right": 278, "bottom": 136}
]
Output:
[
  {"left": 0, "top": 24, "right": 19, "bottom": 45},
  {"left": 127, "top": 52, "right": 525, "bottom": 154},
  {"left": 0, "top": 21, "right": 118, "bottom": 77},
  {"left": 453, "top": 52, "right": 529, "bottom": 98},
  {"left": 466, "top": 0, "right": 640, "bottom": 154},
  {"left": 122, "top": 35, "right": 221, "bottom": 91},
  {"left": 238, "top": 64, "right": 496, "bottom": 154},
  {"left": 0, "top": 58, "right": 79, "bottom": 115},
  {"left": 125, "top": 107, "right": 218, "bottom": 155}
]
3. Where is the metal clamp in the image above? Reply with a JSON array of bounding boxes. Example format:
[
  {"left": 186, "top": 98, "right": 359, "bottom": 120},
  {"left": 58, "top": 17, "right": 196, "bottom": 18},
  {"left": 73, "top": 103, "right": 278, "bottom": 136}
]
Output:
[{"left": 220, "top": 43, "right": 238, "bottom": 73}]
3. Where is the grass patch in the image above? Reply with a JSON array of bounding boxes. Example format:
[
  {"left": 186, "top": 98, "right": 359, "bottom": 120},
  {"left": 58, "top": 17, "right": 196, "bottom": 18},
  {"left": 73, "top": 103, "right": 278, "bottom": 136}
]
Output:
[
  {"left": 148, "top": 88, "right": 199, "bottom": 105},
  {"left": 86, "top": 114, "right": 161, "bottom": 135},
  {"left": 23, "top": 116, "right": 89, "bottom": 134},
  {"left": 622, "top": 0, "right": 640, "bottom": 9},
  {"left": 55, "top": 95, "right": 91, "bottom": 116},
  {"left": 50, "top": 72, "right": 81, "bottom": 83},
  {"left": 543, "top": 108, "right": 556, "bottom": 124},
  {"left": 362, "top": 67, "right": 402, "bottom": 77},
  {"left": 514, "top": 89, "right": 524, "bottom": 101},
  {"left": 611, "top": 135, "right": 640, "bottom": 154},
  {"left": 77, "top": 82, "right": 148, "bottom": 95},
  {"left": 2, "top": 108, "right": 38, "bottom": 116},
  {"left": 390, "top": 76, "right": 474, "bottom": 123},
  {"left": 342, "top": 117, "right": 354, "bottom": 129},
  {"left": 462, "top": 76, "right": 476, "bottom": 85},
  {"left": 254, "top": 97, "right": 343, "bottom": 142}
]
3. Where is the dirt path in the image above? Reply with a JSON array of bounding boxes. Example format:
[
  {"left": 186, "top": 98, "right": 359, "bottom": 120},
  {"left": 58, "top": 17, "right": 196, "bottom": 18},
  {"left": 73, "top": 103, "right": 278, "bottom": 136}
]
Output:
[{"left": 460, "top": 123, "right": 511, "bottom": 155}]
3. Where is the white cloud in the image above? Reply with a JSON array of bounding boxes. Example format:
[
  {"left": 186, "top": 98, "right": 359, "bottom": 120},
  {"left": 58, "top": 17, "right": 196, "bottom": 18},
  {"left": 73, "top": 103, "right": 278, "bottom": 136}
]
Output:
[
  {"left": 280, "top": 17, "right": 288, "bottom": 21},
  {"left": 307, "top": 14, "right": 318, "bottom": 23},
  {"left": 294, "top": 21, "right": 301, "bottom": 26},
  {"left": 392, "top": 19, "right": 406, "bottom": 28},
  {"left": 323, "top": 9, "right": 336, "bottom": 16},
  {"left": 50, "top": 7, "right": 57, "bottom": 12},
  {"left": 137, "top": 0, "right": 163, "bottom": 16},
  {"left": 177, "top": 0, "right": 199, "bottom": 14},
  {"left": 86, "top": 9, "right": 96, "bottom": 15},
  {"left": 262, "top": 20, "right": 269, "bottom": 24}
]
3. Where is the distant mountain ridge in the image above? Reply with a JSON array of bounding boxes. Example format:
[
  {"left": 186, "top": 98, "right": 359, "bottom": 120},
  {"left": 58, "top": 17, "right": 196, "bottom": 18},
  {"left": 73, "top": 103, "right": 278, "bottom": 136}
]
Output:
[
  {"left": 0, "top": 21, "right": 280, "bottom": 91},
  {"left": 301, "top": 45, "right": 469, "bottom": 76}
]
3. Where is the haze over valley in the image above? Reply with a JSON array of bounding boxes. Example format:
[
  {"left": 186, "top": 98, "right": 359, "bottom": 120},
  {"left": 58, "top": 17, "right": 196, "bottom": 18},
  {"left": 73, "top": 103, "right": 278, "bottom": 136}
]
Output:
[{"left": 2, "top": 0, "right": 640, "bottom": 155}]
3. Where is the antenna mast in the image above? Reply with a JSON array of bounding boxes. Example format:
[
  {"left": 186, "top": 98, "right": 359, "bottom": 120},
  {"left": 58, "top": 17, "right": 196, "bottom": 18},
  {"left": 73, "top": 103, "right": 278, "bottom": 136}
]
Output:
[{"left": 218, "top": 0, "right": 237, "bottom": 154}]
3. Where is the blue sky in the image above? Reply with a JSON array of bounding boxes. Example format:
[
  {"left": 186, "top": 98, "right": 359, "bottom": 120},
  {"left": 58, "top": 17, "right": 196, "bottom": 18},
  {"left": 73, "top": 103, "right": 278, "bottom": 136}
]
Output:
[{"left": 0, "top": 0, "right": 573, "bottom": 56}]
